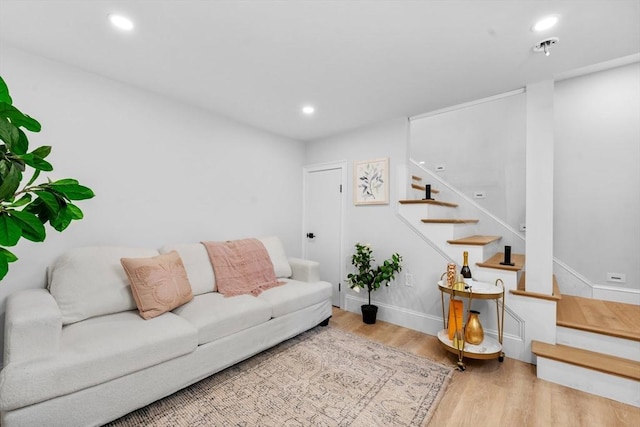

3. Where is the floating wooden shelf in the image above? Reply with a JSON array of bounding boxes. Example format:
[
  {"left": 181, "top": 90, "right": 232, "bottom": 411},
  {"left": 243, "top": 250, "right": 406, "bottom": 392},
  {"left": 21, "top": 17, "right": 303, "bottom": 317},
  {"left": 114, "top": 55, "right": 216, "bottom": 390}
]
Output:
[
  {"left": 476, "top": 252, "right": 525, "bottom": 272},
  {"left": 421, "top": 219, "right": 479, "bottom": 224},
  {"left": 399, "top": 199, "right": 456, "bottom": 207},
  {"left": 447, "top": 235, "right": 501, "bottom": 246},
  {"left": 410, "top": 183, "right": 440, "bottom": 193}
]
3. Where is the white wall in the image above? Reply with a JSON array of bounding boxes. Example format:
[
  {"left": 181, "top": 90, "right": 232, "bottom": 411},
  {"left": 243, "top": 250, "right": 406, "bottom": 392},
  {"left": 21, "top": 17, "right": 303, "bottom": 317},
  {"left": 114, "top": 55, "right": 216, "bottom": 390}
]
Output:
[
  {"left": 0, "top": 47, "right": 306, "bottom": 366},
  {"left": 554, "top": 62, "right": 640, "bottom": 293},
  {"left": 410, "top": 91, "right": 527, "bottom": 233},
  {"left": 305, "top": 118, "right": 450, "bottom": 331}
]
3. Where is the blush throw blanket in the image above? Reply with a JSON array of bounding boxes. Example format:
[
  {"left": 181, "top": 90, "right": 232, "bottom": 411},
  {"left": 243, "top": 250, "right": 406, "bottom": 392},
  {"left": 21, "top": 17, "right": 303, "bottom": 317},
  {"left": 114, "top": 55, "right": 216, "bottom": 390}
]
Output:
[{"left": 202, "top": 239, "right": 284, "bottom": 297}]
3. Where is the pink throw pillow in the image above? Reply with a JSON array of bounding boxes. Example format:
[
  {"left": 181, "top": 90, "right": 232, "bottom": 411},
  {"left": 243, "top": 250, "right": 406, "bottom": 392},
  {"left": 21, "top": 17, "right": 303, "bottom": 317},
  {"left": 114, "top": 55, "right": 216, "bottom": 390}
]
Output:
[{"left": 121, "top": 251, "right": 194, "bottom": 319}]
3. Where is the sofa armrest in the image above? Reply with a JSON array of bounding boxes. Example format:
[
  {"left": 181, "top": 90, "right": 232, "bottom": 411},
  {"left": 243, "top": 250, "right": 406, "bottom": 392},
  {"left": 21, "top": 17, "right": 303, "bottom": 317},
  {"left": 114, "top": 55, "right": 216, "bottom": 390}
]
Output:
[
  {"left": 288, "top": 258, "right": 320, "bottom": 283},
  {"left": 3, "top": 289, "right": 62, "bottom": 365}
]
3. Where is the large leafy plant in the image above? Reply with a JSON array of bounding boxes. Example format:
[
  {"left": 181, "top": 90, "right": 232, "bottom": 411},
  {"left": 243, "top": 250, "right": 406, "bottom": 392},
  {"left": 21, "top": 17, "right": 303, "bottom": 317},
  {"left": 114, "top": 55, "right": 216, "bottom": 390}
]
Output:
[
  {"left": 347, "top": 243, "right": 402, "bottom": 306},
  {"left": 0, "top": 76, "right": 94, "bottom": 280}
]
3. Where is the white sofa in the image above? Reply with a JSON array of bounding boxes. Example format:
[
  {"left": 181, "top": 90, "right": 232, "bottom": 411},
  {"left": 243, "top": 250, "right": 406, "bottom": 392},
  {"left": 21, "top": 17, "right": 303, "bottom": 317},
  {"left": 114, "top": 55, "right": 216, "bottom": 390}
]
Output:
[{"left": 0, "top": 237, "right": 333, "bottom": 427}]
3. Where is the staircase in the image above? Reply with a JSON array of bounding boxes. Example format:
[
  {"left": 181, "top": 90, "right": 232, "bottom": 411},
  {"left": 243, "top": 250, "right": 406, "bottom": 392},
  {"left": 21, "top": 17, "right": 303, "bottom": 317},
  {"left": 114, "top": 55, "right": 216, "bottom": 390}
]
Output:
[
  {"left": 532, "top": 295, "right": 640, "bottom": 407},
  {"left": 399, "top": 173, "right": 640, "bottom": 407}
]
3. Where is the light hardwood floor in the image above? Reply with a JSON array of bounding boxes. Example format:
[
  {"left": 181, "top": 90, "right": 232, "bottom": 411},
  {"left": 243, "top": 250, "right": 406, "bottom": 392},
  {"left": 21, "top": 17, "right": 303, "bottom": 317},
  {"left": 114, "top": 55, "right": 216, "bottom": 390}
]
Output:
[{"left": 329, "top": 307, "right": 640, "bottom": 427}]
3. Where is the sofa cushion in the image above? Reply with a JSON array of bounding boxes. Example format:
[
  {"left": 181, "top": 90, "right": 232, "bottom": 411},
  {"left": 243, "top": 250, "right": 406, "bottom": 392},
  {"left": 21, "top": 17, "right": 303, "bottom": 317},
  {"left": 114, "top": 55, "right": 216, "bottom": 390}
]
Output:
[
  {"left": 159, "top": 243, "right": 216, "bottom": 295},
  {"left": 0, "top": 311, "right": 197, "bottom": 411},
  {"left": 259, "top": 236, "right": 292, "bottom": 278},
  {"left": 173, "top": 292, "right": 272, "bottom": 345},
  {"left": 48, "top": 246, "right": 160, "bottom": 325},
  {"left": 257, "top": 278, "right": 333, "bottom": 317},
  {"left": 121, "top": 251, "right": 194, "bottom": 319}
]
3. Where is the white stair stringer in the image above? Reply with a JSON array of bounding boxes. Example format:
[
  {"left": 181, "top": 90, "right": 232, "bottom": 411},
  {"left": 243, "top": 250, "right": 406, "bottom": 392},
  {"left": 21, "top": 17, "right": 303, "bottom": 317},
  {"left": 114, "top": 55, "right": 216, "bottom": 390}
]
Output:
[{"left": 556, "top": 326, "right": 640, "bottom": 362}]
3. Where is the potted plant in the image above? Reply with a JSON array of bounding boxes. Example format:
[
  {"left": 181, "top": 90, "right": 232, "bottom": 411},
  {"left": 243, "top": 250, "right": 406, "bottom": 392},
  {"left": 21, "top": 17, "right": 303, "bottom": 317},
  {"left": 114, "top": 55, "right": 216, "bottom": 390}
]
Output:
[
  {"left": 347, "top": 243, "right": 402, "bottom": 324},
  {"left": 0, "top": 76, "right": 95, "bottom": 280}
]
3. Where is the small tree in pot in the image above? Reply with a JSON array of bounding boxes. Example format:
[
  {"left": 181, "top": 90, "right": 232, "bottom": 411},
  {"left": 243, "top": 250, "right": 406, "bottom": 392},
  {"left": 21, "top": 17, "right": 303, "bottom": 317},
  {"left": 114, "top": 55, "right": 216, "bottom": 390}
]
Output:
[{"left": 347, "top": 243, "right": 402, "bottom": 324}]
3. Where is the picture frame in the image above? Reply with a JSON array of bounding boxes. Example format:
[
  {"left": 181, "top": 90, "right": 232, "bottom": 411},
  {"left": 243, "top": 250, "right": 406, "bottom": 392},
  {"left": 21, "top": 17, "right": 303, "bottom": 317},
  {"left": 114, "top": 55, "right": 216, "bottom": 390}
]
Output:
[{"left": 354, "top": 157, "right": 389, "bottom": 205}]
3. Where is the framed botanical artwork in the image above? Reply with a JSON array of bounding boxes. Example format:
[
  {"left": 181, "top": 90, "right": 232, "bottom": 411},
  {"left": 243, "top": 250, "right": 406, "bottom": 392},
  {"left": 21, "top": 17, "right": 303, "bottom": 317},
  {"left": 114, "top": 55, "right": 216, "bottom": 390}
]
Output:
[{"left": 354, "top": 158, "right": 389, "bottom": 205}]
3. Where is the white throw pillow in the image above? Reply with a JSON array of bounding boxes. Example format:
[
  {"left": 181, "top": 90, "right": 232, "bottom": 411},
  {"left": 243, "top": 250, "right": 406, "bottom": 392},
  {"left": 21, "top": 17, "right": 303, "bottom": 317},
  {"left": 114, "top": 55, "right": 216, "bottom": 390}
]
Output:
[
  {"left": 259, "top": 236, "right": 292, "bottom": 278},
  {"left": 48, "top": 246, "right": 160, "bottom": 325},
  {"left": 159, "top": 243, "right": 216, "bottom": 295}
]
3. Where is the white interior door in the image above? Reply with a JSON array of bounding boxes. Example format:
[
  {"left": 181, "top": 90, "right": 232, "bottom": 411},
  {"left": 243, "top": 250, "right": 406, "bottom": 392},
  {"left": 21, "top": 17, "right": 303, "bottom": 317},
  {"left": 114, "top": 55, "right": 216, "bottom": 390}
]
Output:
[{"left": 304, "top": 164, "right": 344, "bottom": 307}]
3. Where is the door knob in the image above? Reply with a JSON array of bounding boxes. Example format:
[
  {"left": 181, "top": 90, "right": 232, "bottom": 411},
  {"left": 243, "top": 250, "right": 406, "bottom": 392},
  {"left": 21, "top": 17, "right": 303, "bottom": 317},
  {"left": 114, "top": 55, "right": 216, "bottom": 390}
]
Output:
[{"left": 306, "top": 232, "right": 316, "bottom": 239}]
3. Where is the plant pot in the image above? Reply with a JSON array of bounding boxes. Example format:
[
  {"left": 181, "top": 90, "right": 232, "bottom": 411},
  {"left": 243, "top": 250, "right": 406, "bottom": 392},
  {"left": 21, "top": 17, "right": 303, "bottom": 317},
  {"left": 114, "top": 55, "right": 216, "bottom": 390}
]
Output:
[{"left": 361, "top": 304, "right": 378, "bottom": 324}]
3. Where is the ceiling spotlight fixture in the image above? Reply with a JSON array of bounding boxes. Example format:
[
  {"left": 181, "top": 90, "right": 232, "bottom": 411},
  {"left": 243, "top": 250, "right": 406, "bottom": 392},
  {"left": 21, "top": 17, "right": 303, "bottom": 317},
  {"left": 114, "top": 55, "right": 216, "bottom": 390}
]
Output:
[
  {"left": 533, "top": 37, "right": 559, "bottom": 57},
  {"left": 302, "top": 106, "right": 315, "bottom": 115},
  {"left": 108, "top": 14, "right": 134, "bottom": 31},
  {"left": 533, "top": 16, "right": 559, "bottom": 32}
]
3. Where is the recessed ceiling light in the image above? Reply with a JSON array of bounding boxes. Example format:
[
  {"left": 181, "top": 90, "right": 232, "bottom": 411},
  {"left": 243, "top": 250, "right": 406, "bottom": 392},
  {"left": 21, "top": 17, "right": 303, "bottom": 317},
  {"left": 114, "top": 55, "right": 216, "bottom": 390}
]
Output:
[
  {"left": 108, "top": 14, "right": 134, "bottom": 31},
  {"left": 533, "top": 16, "right": 559, "bottom": 32},
  {"left": 302, "top": 106, "right": 315, "bottom": 115}
]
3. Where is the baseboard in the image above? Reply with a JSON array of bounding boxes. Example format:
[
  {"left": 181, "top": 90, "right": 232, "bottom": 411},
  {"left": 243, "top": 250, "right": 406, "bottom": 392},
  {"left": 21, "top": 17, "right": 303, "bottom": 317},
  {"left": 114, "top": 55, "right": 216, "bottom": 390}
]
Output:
[
  {"left": 592, "top": 285, "right": 640, "bottom": 305},
  {"left": 344, "top": 295, "right": 528, "bottom": 362}
]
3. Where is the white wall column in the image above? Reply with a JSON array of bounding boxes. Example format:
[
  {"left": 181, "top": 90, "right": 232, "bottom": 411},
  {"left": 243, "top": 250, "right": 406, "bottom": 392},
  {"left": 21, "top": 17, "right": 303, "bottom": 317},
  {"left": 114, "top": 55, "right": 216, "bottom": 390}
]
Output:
[{"left": 525, "top": 80, "right": 554, "bottom": 295}]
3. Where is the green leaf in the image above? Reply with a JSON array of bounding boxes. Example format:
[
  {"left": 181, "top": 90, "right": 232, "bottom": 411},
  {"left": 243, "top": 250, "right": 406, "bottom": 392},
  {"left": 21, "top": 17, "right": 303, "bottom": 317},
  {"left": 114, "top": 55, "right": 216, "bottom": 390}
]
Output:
[
  {"left": 0, "top": 104, "right": 41, "bottom": 132},
  {"left": 50, "top": 207, "right": 72, "bottom": 232},
  {"left": 0, "top": 161, "right": 22, "bottom": 201},
  {"left": 0, "top": 254, "right": 8, "bottom": 281},
  {"left": 0, "top": 77, "right": 12, "bottom": 105},
  {"left": 9, "top": 193, "right": 32, "bottom": 208},
  {"left": 9, "top": 210, "right": 46, "bottom": 242},
  {"left": 33, "top": 190, "right": 62, "bottom": 213},
  {"left": 20, "top": 153, "right": 53, "bottom": 171},
  {"left": 49, "top": 183, "right": 95, "bottom": 200},
  {"left": 0, "top": 213, "right": 22, "bottom": 246},
  {"left": 65, "top": 203, "right": 84, "bottom": 219},
  {"left": 0, "top": 117, "right": 19, "bottom": 147},
  {"left": 25, "top": 167, "right": 41, "bottom": 187},
  {"left": 13, "top": 129, "right": 29, "bottom": 155},
  {"left": 0, "top": 247, "right": 18, "bottom": 263},
  {"left": 0, "top": 246, "right": 16, "bottom": 281},
  {"left": 32, "top": 145, "right": 51, "bottom": 159}
]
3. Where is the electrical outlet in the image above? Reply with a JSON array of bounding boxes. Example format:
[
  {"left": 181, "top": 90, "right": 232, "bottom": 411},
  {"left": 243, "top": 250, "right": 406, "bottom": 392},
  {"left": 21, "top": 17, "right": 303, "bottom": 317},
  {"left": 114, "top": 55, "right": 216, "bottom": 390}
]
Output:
[
  {"left": 405, "top": 273, "right": 414, "bottom": 287},
  {"left": 435, "top": 164, "right": 445, "bottom": 172},
  {"left": 519, "top": 223, "right": 526, "bottom": 232},
  {"left": 606, "top": 272, "right": 626, "bottom": 283},
  {"left": 473, "top": 191, "right": 485, "bottom": 199}
]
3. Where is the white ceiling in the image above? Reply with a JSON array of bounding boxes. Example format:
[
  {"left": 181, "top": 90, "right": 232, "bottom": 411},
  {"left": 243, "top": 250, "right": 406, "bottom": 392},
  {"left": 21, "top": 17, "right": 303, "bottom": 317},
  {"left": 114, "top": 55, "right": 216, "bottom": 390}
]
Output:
[{"left": 0, "top": 1, "right": 639, "bottom": 141}]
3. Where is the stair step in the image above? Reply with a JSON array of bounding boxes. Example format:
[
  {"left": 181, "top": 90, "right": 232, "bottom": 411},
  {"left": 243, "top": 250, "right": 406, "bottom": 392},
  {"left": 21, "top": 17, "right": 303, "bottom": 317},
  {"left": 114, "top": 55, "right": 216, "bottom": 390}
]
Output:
[
  {"left": 476, "top": 252, "right": 524, "bottom": 271},
  {"left": 410, "top": 183, "right": 440, "bottom": 193},
  {"left": 411, "top": 175, "right": 422, "bottom": 181},
  {"left": 447, "top": 235, "right": 501, "bottom": 246},
  {"left": 532, "top": 340, "right": 640, "bottom": 381},
  {"left": 399, "top": 199, "right": 455, "bottom": 207},
  {"left": 509, "top": 273, "right": 561, "bottom": 301},
  {"left": 557, "top": 295, "right": 640, "bottom": 342},
  {"left": 420, "top": 219, "right": 478, "bottom": 224}
]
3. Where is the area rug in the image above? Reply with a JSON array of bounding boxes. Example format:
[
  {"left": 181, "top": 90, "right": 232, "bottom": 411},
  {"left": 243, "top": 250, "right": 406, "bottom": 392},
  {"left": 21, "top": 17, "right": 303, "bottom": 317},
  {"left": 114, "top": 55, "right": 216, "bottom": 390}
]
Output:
[{"left": 107, "top": 326, "right": 454, "bottom": 427}]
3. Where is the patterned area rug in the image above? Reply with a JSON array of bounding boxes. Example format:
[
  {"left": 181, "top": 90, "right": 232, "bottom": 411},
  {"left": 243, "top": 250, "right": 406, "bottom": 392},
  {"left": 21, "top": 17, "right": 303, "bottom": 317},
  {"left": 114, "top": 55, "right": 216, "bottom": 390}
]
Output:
[{"left": 107, "top": 326, "right": 453, "bottom": 426}]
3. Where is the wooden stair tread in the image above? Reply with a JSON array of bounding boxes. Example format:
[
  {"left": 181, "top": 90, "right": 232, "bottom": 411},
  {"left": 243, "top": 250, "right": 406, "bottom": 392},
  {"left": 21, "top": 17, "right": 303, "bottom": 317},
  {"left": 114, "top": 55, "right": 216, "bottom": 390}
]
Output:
[
  {"left": 531, "top": 340, "right": 640, "bottom": 381},
  {"left": 510, "top": 273, "right": 561, "bottom": 301},
  {"left": 399, "top": 199, "right": 456, "bottom": 207},
  {"left": 410, "top": 183, "right": 440, "bottom": 193},
  {"left": 411, "top": 175, "right": 422, "bottom": 181},
  {"left": 447, "top": 235, "right": 501, "bottom": 246},
  {"left": 476, "top": 252, "right": 524, "bottom": 271},
  {"left": 420, "top": 219, "right": 479, "bottom": 224},
  {"left": 557, "top": 295, "right": 640, "bottom": 342}
]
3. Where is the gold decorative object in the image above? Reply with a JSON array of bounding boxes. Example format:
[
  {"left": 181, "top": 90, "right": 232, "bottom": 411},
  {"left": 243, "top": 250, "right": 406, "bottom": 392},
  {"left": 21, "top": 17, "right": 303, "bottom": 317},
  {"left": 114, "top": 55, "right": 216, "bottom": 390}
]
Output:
[
  {"left": 452, "top": 329, "right": 464, "bottom": 350},
  {"left": 464, "top": 310, "right": 484, "bottom": 345},
  {"left": 446, "top": 263, "right": 457, "bottom": 287}
]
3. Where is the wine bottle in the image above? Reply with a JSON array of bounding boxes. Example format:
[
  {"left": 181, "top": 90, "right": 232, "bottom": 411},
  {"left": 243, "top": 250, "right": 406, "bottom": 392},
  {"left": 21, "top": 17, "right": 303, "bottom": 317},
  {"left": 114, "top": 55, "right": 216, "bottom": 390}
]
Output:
[{"left": 460, "top": 251, "right": 472, "bottom": 279}]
